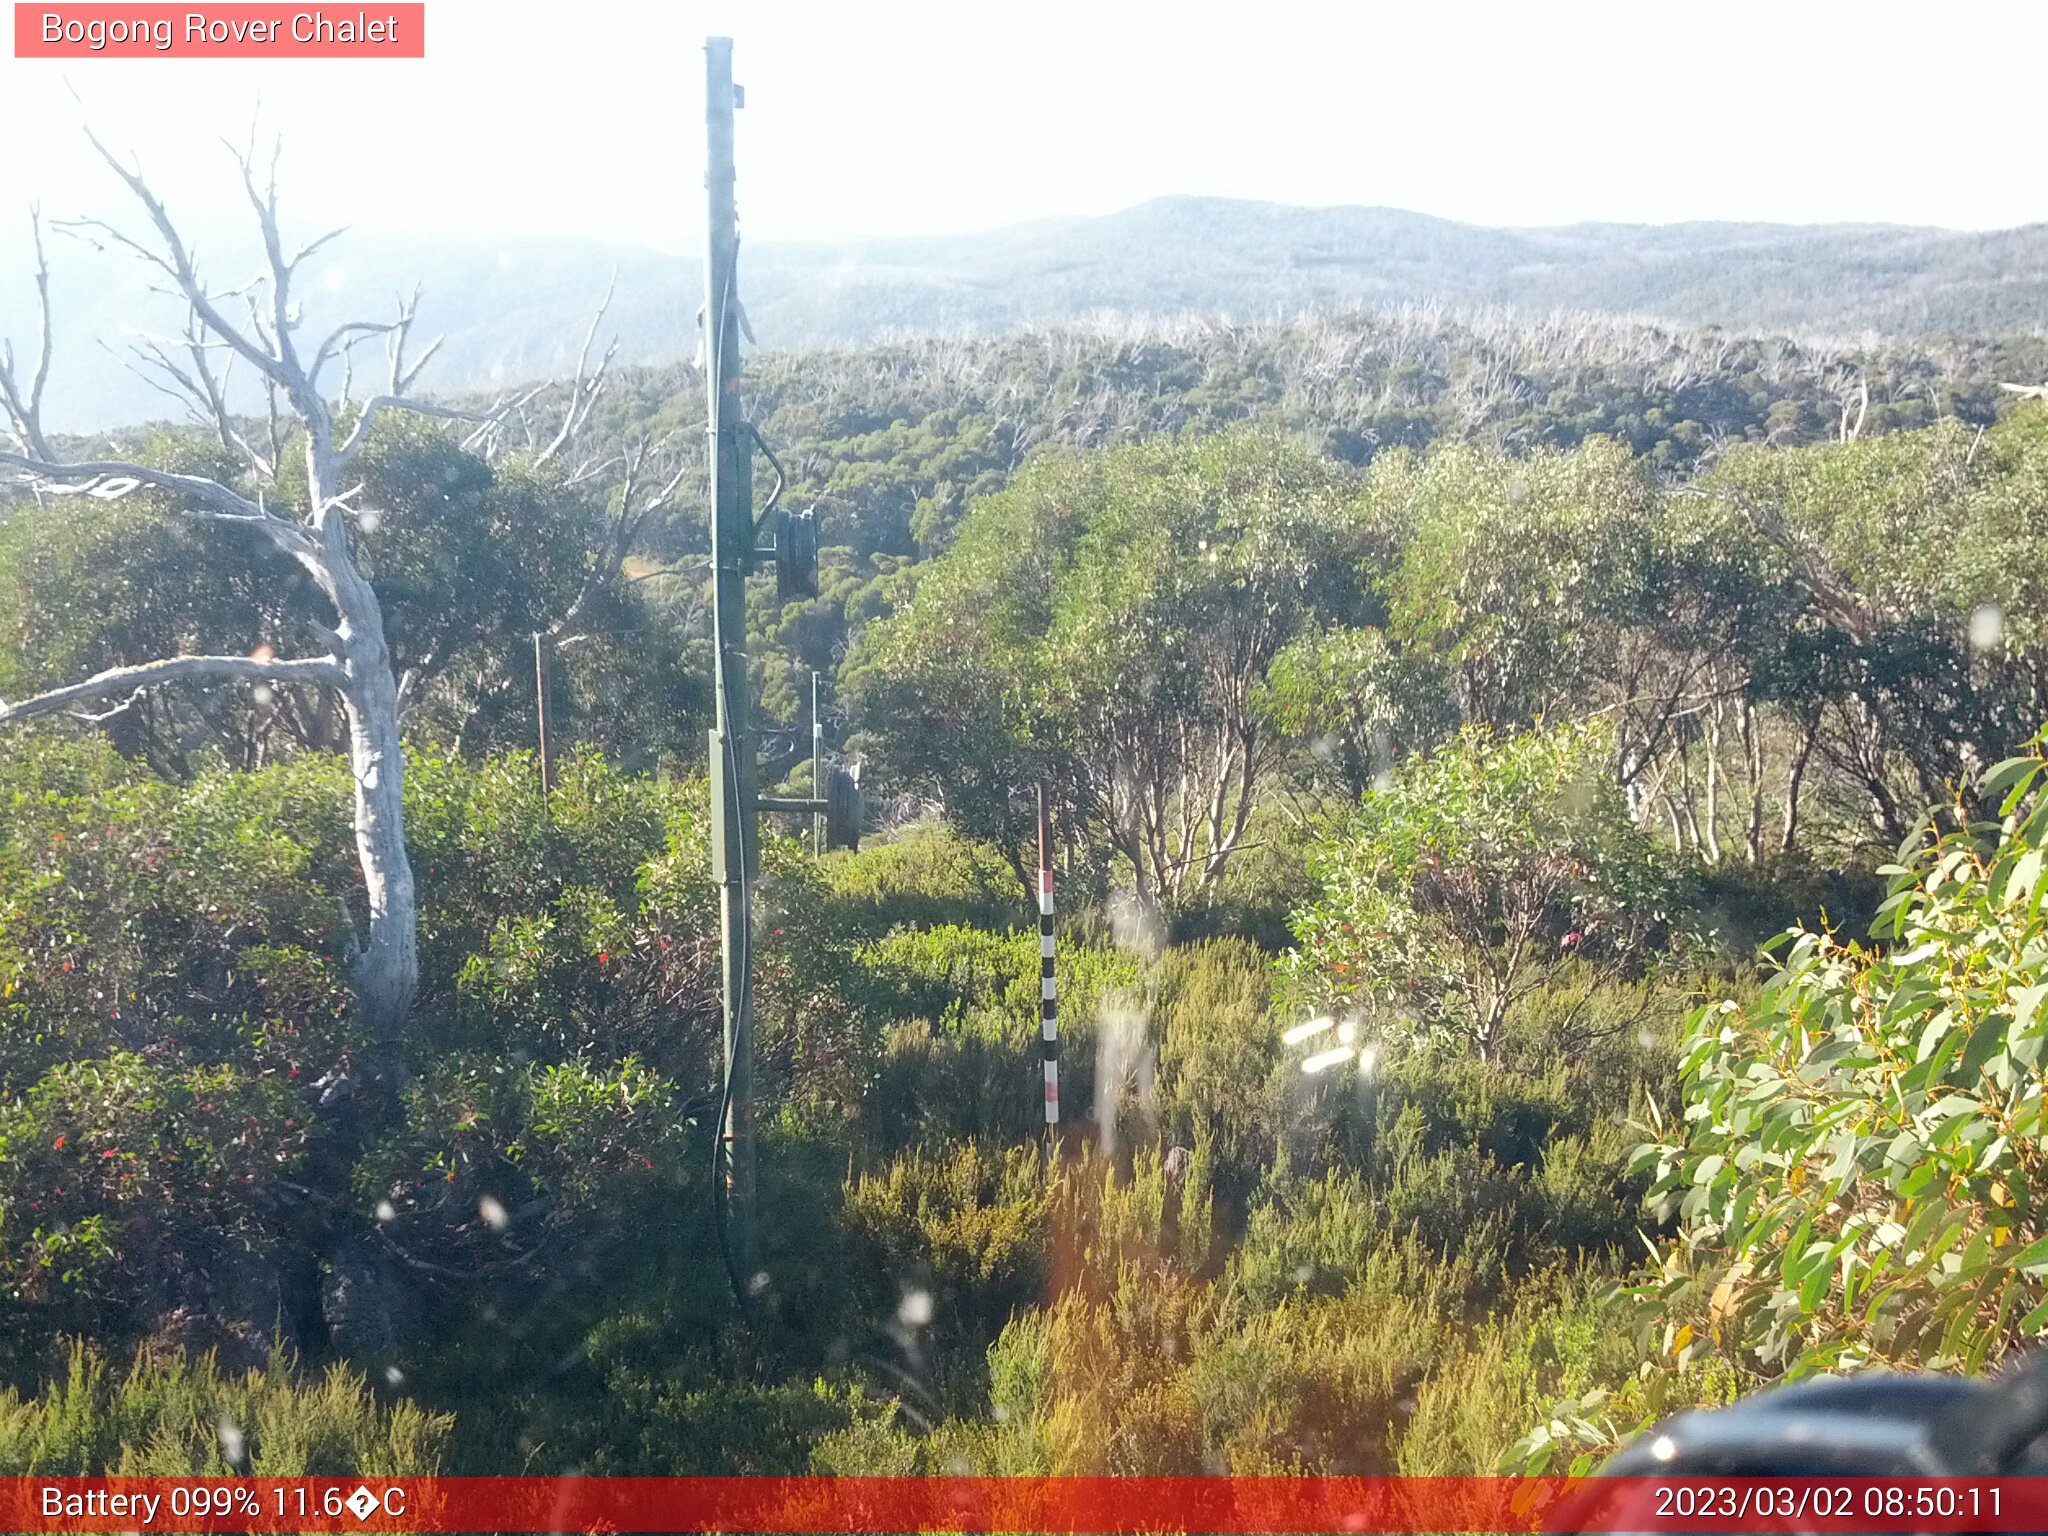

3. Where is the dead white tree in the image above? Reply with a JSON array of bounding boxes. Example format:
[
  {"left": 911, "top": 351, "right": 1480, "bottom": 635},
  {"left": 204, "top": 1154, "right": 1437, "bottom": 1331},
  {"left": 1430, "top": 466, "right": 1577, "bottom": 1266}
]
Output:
[{"left": 0, "top": 130, "right": 506, "bottom": 1054}]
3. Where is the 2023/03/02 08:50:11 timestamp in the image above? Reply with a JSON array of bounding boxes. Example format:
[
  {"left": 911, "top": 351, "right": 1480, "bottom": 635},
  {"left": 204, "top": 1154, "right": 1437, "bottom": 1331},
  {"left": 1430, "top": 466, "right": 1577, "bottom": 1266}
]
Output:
[{"left": 1645, "top": 1481, "right": 2005, "bottom": 1524}]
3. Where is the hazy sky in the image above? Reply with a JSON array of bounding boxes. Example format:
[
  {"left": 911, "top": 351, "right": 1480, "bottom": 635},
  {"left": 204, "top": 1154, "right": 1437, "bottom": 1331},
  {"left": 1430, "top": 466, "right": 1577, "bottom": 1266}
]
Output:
[{"left": 3, "top": 0, "right": 2045, "bottom": 246}]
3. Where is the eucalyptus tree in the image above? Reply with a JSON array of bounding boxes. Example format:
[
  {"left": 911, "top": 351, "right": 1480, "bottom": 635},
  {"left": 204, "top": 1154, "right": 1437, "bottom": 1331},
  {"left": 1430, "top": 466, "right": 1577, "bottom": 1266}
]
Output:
[
  {"left": 857, "top": 427, "right": 1363, "bottom": 925},
  {"left": 0, "top": 132, "right": 538, "bottom": 1050},
  {"left": 1700, "top": 413, "right": 2048, "bottom": 845}
]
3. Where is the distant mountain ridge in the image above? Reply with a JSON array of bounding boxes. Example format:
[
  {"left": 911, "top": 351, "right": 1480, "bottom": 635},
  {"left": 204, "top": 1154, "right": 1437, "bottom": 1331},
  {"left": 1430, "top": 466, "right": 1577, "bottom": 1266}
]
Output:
[{"left": 5, "top": 195, "right": 2046, "bottom": 431}]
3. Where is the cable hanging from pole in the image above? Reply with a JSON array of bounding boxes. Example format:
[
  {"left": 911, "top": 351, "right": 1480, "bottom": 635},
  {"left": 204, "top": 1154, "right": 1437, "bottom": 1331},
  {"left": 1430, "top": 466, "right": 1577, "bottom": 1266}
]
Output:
[{"left": 701, "top": 35, "right": 756, "bottom": 1319}]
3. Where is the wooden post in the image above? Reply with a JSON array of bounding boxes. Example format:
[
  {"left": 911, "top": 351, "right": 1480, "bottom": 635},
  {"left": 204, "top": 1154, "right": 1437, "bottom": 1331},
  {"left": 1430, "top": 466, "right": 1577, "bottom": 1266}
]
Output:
[
  {"left": 532, "top": 632, "right": 553, "bottom": 819},
  {"left": 811, "top": 669, "right": 825, "bottom": 857}
]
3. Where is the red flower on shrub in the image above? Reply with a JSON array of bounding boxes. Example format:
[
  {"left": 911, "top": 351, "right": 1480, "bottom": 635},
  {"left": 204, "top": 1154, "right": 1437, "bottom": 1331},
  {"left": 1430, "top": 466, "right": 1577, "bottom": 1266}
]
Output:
[{"left": 51, "top": 1136, "right": 64, "bottom": 1150}]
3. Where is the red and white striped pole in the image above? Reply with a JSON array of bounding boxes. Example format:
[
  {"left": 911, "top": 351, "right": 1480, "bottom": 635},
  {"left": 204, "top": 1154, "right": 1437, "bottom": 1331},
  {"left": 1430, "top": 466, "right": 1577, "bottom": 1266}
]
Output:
[{"left": 1037, "top": 783, "right": 1059, "bottom": 1145}]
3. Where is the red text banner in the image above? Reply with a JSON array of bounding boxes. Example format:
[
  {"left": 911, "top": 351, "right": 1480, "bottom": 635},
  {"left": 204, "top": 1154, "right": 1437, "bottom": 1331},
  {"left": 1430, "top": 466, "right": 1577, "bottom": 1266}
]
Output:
[
  {"left": 6, "top": 1476, "right": 2048, "bottom": 1533},
  {"left": 14, "top": 5, "right": 424, "bottom": 57}
]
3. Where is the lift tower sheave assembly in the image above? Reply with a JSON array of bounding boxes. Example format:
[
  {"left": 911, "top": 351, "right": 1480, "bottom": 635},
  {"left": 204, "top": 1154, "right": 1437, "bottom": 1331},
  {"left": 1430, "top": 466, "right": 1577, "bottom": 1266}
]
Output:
[{"left": 702, "top": 36, "right": 861, "bottom": 1304}]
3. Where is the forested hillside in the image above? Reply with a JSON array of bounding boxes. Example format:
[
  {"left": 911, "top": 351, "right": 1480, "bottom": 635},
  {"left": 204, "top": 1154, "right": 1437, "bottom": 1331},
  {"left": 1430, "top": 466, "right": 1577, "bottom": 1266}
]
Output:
[
  {"left": 5, "top": 247, "right": 2048, "bottom": 1480},
  {"left": 13, "top": 197, "right": 2048, "bottom": 430}
]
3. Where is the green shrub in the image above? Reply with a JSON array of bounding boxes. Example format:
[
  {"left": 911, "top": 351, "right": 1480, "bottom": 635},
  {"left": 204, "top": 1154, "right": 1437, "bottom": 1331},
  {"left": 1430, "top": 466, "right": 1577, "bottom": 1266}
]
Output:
[
  {"left": 0, "top": 1053, "right": 312, "bottom": 1350},
  {"left": 850, "top": 925, "right": 1138, "bottom": 1152},
  {"left": 839, "top": 1142, "right": 1052, "bottom": 1378},
  {"left": 822, "top": 827, "right": 1027, "bottom": 934},
  {"left": 1168, "top": 813, "right": 1319, "bottom": 952},
  {"left": 0, "top": 1342, "right": 450, "bottom": 1475},
  {"left": 1689, "top": 855, "right": 1886, "bottom": 957},
  {"left": 1152, "top": 939, "right": 1281, "bottom": 1201},
  {"left": 1395, "top": 1266, "right": 1708, "bottom": 1475},
  {"left": 1632, "top": 731, "right": 2048, "bottom": 1378},
  {"left": 866, "top": 1010, "right": 1046, "bottom": 1154},
  {"left": 1284, "top": 720, "right": 1685, "bottom": 1060},
  {"left": 0, "top": 735, "right": 869, "bottom": 1371},
  {"left": 1507, "top": 729, "right": 2048, "bottom": 1474}
]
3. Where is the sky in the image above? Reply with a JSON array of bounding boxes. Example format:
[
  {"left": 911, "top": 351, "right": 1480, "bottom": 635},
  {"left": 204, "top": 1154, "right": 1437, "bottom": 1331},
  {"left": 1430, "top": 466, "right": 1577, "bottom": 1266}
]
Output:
[{"left": 2, "top": 0, "right": 2046, "bottom": 247}]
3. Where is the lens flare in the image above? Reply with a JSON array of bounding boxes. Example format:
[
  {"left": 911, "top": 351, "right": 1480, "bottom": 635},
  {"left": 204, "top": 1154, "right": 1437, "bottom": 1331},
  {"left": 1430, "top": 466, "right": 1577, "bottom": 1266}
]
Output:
[
  {"left": 1302, "top": 1045, "right": 1356, "bottom": 1075},
  {"left": 1283, "top": 1016, "right": 1333, "bottom": 1046}
]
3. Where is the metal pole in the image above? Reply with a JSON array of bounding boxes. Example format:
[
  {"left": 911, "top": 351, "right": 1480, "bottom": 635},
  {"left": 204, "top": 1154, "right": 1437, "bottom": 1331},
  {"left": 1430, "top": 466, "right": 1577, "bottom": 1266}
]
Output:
[
  {"left": 705, "top": 35, "right": 755, "bottom": 1283},
  {"left": 532, "top": 632, "right": 553, "bottom": 820},
  {"left": 811, "top": 670, "right": 824, "bottom": 857},
  {"left": 1037, "top": 784, "right": 1059, "bottom": 1148}
]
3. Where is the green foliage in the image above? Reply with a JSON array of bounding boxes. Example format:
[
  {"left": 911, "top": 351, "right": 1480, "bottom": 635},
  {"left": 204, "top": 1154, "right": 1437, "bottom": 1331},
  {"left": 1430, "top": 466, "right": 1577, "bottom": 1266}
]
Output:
[
  {"left": 821, "top": 826, "right": 1026, "bottom": 934},
  {"left": 0, "top": 734, "right": 876, "bottom": 1364},
  {"left": 340, "top": 416, "right": 589, "bottom": 690},
  {"left": 853, "top": 924, "right": 1138, "bottom": 1154},
  {"left": 1285, "top": 721, "right": 1685, "bottom": 1058},
  {"left": 20, "top": 307, "right": 2048, "bottom": 1480},
  {"left": 1167, "top": 811, "right": 1320, "bottom": 952},
  {"left": 1369, "top": 437, "right": 1658, "bottom": 731},
  {"left": 1704, "top": 414, "right": 2048, "bottom": 839},
  {"left": 1151, "top": 939, "right": 1280, "bottom": 1198},
  {"left": 1631, "top": 730, "right": 2048, "bottom": 1380},
  {"left": 855, "top": 426, "right": 1365, "bottom": 917},
  {"left": 0, "top": 1054, "right": 307, "bottom": 1326},
  {"left": 840, "top": 1142, "right": 1052, "bottom": 1381},
  {"left": 0, "top": 417, "right": 657, "bottom": 774},
  {"left": 1262, "top": 625, "right": 1456, "bottom": 799},
  {"left": 0, "top": 1342, "right": 449, "bottom": 1475}
]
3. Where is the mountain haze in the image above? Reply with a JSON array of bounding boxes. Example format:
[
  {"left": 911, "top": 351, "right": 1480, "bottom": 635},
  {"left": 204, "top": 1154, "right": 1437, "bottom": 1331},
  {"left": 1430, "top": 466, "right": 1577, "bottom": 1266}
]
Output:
[{"left": 6, "top": 196, "right": 2047, "bottom": 430}]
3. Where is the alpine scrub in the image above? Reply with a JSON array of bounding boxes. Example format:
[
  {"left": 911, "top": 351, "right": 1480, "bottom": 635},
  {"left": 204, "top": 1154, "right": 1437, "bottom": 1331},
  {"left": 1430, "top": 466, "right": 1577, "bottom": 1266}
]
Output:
[{"left": 1632, "top": 726, "right": 2048, "bottom": 1379}]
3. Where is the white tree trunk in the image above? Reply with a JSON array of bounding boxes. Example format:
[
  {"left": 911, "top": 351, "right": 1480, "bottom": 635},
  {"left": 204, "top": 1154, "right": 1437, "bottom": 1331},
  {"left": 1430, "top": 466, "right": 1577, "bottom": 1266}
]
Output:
[
  {"left": 0, "top": 131, "right": 509, "bottom": 1053},
  {"left": 335, "top": 577, "right": 418, "bottom": 1043}
]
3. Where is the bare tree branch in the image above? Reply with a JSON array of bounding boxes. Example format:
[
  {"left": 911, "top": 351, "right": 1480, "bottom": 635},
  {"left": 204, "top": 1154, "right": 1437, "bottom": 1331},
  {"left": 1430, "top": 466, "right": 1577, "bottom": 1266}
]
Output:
[
  {"left": 383, "top": 288, "right": 444, "bottom": 396},
  {"left": 0, "top": 448, "right": 265, "bottom": 518},
  {"left": 232, "top": 132, "right": 312, "bottom": 395},
  {"left": 310, "top": 316, "right": 400, "bottom": 385},
  {"left": 125, "top": 308, "right": 280, "bottom": 480},
  {"left": 335, "top": 393, "right": 500, "bottom": 466},
  {"left": 0, "top": 207, "right": 55, "bottom": 461},
  {"left": 549, "top": 438, "right": 688, "bottom": 642},
  {"left": 0, "top": 652, "right": 346, "bottom": 725},
  {"left": 534, "top": 276, "right": 618, "bottom": 467},
  {"left": 63, "top": 126, "right": 297, "bottom": 402}
]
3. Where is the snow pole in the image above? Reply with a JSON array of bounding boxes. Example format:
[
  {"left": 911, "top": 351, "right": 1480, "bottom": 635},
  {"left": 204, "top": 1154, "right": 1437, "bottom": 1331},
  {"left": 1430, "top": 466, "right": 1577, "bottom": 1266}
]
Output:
[{"left": 1037, "top": 783, "right": 1059, "bottom": 1148}]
